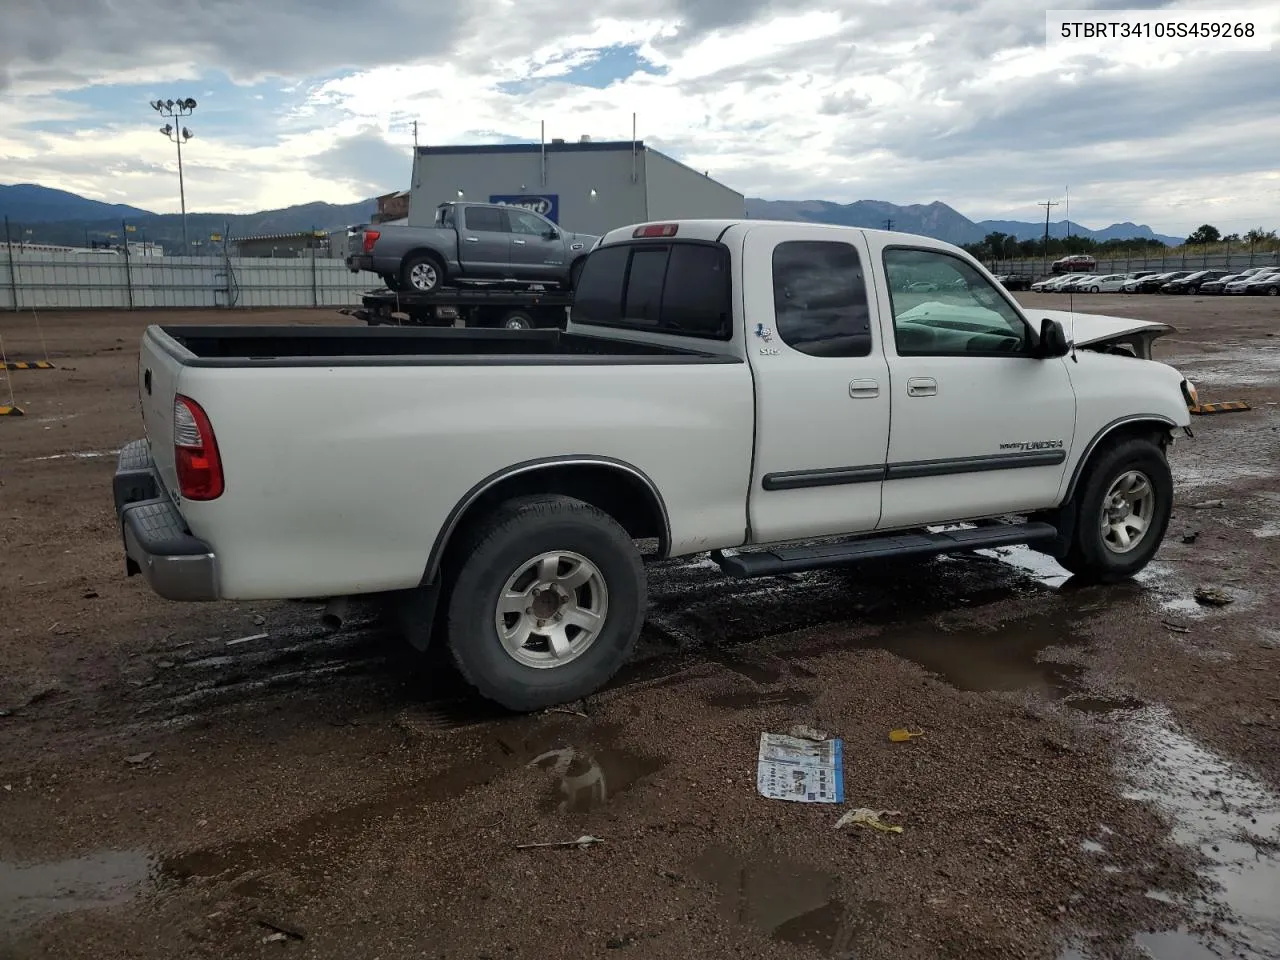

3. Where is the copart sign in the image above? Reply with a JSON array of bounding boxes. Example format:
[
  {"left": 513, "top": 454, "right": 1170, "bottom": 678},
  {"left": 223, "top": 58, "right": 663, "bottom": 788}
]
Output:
[{"left": 490, "top": 194, "right": 560, "bottom": 223}]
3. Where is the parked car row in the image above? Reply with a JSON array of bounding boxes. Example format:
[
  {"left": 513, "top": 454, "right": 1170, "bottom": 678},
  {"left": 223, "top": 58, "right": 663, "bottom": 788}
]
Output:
[{"left": 1029, "top": 267, "right": 1280, "bottom": 295}]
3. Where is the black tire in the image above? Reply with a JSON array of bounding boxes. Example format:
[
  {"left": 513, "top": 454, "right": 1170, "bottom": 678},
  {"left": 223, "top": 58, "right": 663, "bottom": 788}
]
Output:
[
  {"left": 1089, "top": 285, "right": 1100, "bottom": 293},
  {"left": 445, "top": 495, "right": 646, "bottom": 711},
  {"left": 498, "top": 309, "right": 534, "bottom": 330},
  {"left": 568, "top": 257, "right": 586, "bottom": 291},
  {"left": 1058, "top": 437, "right": 1173, "bottom": 583},
  {"left": 1267, "top": 284, "right": 1279, "bottom": 297},
  {"left": 401, "top": 253, "right": 444, "bottom": 293}
]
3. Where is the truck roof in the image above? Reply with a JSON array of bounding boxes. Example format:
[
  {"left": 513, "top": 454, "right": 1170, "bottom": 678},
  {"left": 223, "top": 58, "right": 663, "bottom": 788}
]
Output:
[{"left": 598, "top": 219, "right": 953, "bottom": 249}]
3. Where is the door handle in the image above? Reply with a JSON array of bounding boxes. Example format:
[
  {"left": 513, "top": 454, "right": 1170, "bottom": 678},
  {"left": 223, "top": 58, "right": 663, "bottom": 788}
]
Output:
[
  {"left": 848, "top": 379, "right": 879, "bottom": 399},
  {"left": 464, "top": 237, "right": 480, "bottom": 243},
  {"left": 513, "top": 239, "right": 527, "bottom": 245},
  {"left": 906, "top": 377, "right": 937, "bottom": 397}
]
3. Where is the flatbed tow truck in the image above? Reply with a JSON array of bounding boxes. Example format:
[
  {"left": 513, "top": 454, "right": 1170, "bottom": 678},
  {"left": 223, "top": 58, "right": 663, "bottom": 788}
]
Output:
[{"left": 341, "top": 284, "right": 574, "bottom": 330}]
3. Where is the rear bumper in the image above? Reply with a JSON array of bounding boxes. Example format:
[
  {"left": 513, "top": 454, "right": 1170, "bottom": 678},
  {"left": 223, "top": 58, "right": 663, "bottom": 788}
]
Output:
[
  {"left": 114, "top": 439, "right": 219, "bottom": 601},
  {"left": 346, "top": 254, "right": 400, "bottom": 276}
]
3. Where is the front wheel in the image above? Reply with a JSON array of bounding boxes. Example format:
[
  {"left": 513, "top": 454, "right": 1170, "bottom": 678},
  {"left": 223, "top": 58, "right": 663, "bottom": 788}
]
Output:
[
  {"left": 1058, "top": 437, "right": 1173, "bottom": 583},
  {"left": 498, "top": 309, "right": 534, "bottom": 330},
  {"left": 1089, "top": 285, "right": 1100, "bottom": 293},
  {"left": 1267, "top": 285, "right": 1279, "bottom": 297},
  {"left": 445, "top": 495, "right": 646, "bottom": 711}
]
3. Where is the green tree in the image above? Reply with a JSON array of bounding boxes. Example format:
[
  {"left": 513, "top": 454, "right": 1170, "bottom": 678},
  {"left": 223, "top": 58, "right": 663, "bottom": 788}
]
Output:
[
  {"left": 1185, "top": 224, "right": 1221, "bottom": 245},
  {"left": 1244, "top": 228, "right": 1277, "bottom": 244}
]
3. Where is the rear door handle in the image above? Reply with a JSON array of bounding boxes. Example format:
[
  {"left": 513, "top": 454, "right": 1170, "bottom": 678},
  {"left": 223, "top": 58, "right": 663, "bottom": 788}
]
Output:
[
  {"left": 849, "top": 379, "right": 879, "bottom": 399},
  {"left": 464, "top": 236, "right": 480, "bottom": 243},
  {"left": 906, "top": 377, "right": 938, "bottom": 397},
  {"left": 513, "top": 239, "right": 527, "bottom": 245}
]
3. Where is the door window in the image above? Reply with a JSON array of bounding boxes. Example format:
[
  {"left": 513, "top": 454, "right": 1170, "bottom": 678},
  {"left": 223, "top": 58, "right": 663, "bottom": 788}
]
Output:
[
  {"left": 884, "top": 248, "right": 1030, "bottom": 356},
  {"left": 771, "top": 240, "right": 873, "bottom": 357},
  {"left": 464, "top": 207, "right": 507, "bottom": 232},
  {"left": 509, "top": 211, "right": 550, "bottom": 236}
]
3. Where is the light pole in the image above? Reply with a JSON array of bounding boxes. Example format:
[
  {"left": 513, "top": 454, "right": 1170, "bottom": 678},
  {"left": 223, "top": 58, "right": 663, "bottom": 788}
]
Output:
[{"left": 151, "top": 98, "right": 196, "bottom": 254}]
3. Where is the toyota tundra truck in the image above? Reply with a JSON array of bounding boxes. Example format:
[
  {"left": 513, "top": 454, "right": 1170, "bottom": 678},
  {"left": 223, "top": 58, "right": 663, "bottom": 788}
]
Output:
[{"left": 114, "top": 219, "right": 1197, "bottom": 711}]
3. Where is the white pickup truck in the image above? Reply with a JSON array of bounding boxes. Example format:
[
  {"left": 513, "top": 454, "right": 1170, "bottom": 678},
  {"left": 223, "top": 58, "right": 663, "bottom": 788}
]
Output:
[{"left": 114, "top": 219, "right": 1197, "bottom": 710}]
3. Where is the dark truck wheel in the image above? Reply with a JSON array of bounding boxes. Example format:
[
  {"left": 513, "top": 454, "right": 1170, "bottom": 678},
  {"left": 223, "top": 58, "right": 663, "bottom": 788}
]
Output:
[
  {"left": 1057, "top": 436, "right": 1173, "bottom": 583},
  {"left": 498, "top": 309, "right": 534, "bottom": 330},
  {"left": 402, "top": 253, "right": 444, "bottom": 293},
  {"left": 445, "top": 495, "right": 646, "bottom": 711}
]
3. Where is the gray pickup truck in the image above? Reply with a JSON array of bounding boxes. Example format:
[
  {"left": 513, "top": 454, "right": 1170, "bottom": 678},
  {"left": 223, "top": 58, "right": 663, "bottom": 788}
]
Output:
[{"left": 346, "top": 201, "right": 599, "bottom": 293}]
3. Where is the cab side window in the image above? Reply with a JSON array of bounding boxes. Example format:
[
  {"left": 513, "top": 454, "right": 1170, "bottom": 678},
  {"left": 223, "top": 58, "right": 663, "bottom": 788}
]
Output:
[
  {"left": 464, "top": 207, "right": 507, "bottom": 232},
  {"left": 771, "top": 241, "right": 873, "bottom": 357},
  {"left": 884, "top": 248, "right": 1030, "bottom": 356},
  {"left": 509, "top": 211, "right": 550, "bottom": 236}
]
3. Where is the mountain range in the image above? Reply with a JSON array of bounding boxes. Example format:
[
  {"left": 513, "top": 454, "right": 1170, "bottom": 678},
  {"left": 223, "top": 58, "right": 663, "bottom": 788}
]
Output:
[
  {"left": 1, "top": 182, "right": 1185, "bottom": 248},
  {"left": 743, "top": 198, "right": 1184, "bottom": 246}
]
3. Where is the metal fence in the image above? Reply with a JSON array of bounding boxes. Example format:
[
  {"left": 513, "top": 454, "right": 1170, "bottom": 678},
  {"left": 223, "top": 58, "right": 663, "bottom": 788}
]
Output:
[
  {"left": 0, "top": 248, "right": 371, "bottom": 312},
  {"left": 989, "top": 250, "right": 1280, "bottom": 278}
]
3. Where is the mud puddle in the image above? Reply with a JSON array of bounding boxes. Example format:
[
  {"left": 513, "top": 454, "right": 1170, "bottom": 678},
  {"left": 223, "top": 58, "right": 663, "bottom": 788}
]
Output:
[
  {"left": 160, "top": 721, "right": 663, "bottom": 887},
  {"left": 528, "top": 743, "right": 666, "bottom": 813},
  {"left": 871, "top": 613, "right": 1144, "bottom": 715},
  {"left": 0, "top": 851, "right": 153, "bottom": 935},
  {"left": 689, "top": 844, "right": 884, "bottom": 955},
  {"left": 1117, "top": 712, "right": 1280, "bottom": 960}
]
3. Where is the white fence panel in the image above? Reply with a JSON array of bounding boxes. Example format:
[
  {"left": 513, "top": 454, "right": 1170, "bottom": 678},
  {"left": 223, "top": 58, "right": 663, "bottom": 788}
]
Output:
[{"left": 0, "top": 250, "right": 375, "bottom": 312}]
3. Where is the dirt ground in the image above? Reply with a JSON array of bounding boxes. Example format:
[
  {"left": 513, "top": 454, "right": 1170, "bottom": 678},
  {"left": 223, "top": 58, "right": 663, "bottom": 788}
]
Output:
[{"left": 1, "top": 294, "right": 1277, "bottom": 960}]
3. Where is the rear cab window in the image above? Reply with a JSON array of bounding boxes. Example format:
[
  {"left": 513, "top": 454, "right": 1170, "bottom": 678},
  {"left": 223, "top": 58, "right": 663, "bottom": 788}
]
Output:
[{"left": 571, "top": 240, "right": 732, "bottom": 340}]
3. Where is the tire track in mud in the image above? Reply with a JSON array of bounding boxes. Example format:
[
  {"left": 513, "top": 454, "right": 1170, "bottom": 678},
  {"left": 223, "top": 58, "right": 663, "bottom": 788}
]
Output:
[{"left": 94, "top": 549, "right": 1080, "bottom": 742}]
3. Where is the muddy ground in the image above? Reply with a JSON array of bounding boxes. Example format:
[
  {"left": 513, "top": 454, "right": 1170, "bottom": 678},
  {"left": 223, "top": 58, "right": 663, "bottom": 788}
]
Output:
[{"left": 1, "top": 294, "right": 1277, "bottom": 960}]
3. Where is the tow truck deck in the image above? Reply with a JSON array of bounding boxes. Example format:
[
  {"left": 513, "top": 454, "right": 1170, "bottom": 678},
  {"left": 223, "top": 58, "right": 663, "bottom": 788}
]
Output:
[{"left": 342, "top": 286, "right": 574, "bottom": 330}]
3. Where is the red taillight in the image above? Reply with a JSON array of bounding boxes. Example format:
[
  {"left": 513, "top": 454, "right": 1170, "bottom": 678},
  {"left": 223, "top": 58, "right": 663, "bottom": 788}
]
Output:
[
  {"left": 362, "top": 230, "right": 380, "bottom": 254},
  {"left": 632, "top": 223, "right": 678, "bottom": 238},
  {"left": 174, "top": 395, "right": 224, "bottom": 501}
]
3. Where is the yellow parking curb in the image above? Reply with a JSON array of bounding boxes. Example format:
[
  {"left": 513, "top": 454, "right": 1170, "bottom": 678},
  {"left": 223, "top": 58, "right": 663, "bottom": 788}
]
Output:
[
  {"left": 0, "top": 405, "right": 26, "bottom": 417},
  {"left": 2, "top": 360, "right": 55, "bottom": 370},
  {"left": 1190, "top": 400, "right": 1251, "bottom": 416}
]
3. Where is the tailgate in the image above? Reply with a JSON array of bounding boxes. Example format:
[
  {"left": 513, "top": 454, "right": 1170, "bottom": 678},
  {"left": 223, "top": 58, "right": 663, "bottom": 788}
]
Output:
[{"left": 138, "top": 326, "right": 188, "bottom": 498}]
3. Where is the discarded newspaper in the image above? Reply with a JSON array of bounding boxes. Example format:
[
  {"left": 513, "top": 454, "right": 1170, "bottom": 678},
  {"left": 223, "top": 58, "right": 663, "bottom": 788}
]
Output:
[{"left": 756, "top": 732, "right": 845, "bottom": 804}]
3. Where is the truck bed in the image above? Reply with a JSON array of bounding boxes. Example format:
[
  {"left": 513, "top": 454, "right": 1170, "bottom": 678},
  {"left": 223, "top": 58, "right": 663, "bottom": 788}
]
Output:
[{"left": 151, "top": 325, "right": 739, "bottom": 367}]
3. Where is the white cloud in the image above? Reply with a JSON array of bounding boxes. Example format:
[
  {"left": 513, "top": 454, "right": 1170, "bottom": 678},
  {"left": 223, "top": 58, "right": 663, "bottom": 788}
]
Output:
[{"left": 0, "top": 0, "right": 1276, "bottom": 233}]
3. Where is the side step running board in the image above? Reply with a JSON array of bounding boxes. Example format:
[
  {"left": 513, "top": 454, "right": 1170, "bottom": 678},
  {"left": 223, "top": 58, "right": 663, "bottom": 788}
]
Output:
[{"left": 711, "top": 522, "right": 1058, "bottom": 578}]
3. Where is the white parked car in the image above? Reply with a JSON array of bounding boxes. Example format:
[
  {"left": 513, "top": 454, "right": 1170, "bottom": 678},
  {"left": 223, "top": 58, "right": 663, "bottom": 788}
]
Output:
[
  {"left": 114, "top": 219, "right": 1196, "bottom": 710},
  {"left": 1224, "top": 271, "right": 1278, "bottom": 294},
  {"left": 1081, "top": 274, "right": 1130, "bottom": 293},
  {"left": 1033, "top": 274, "right": 1078, "bottom": 292}
]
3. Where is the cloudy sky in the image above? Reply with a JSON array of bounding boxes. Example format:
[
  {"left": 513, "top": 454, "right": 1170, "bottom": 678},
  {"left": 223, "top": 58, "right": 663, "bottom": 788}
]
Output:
[{"left": 1, "top": 0, "right": 1277, "bottom": 234}]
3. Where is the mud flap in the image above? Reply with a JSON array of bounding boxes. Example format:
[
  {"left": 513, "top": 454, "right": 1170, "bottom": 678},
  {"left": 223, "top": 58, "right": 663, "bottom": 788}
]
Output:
[{"left": 392, "top": 582, "right": 443, "bottom": 652}]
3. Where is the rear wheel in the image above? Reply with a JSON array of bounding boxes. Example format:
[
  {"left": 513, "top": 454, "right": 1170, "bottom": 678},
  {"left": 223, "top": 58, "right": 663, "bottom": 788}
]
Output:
[
  {"left": 445, "top": 495, "right": 646, "bottom": 711},
  {"left": 402, "top": 253, "right": 444, "bottom": 293},
  {"left": 1267, "top": 284, "right": 1279, "bottom": 297},
  {"left": 1058, "top": 437, "right": 1173, "bottom": 583}
]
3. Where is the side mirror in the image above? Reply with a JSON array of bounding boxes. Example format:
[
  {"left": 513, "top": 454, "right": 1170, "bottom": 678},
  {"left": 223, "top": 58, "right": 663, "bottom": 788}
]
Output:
[
  {"left": 544, "top": 228, "right": 559, "bottom": 240},
  {"left": 1038, "top": 318, "right": 1071, "bottom": 358}
]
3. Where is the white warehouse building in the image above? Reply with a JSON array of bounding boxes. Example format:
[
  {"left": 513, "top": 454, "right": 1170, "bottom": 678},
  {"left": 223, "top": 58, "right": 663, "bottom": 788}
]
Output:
[{"left": 406, "top": 139, "right": 746, "bottom": 236}]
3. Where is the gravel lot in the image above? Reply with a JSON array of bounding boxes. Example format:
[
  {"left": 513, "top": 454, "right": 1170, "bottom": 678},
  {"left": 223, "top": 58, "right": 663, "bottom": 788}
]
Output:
[{"left": 1, "top": 294, "right": 1277, "bottom": 960}]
